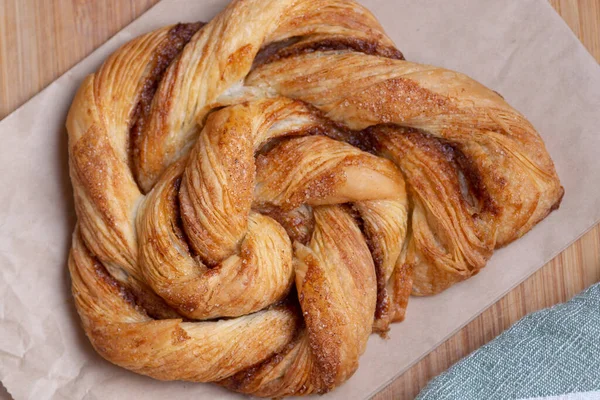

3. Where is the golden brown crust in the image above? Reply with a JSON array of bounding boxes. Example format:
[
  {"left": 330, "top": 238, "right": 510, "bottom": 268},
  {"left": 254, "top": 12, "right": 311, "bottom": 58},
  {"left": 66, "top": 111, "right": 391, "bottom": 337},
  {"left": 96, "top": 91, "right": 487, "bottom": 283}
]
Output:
[{"left": 66, "top": 0, "right": 563, "bottom": 396}]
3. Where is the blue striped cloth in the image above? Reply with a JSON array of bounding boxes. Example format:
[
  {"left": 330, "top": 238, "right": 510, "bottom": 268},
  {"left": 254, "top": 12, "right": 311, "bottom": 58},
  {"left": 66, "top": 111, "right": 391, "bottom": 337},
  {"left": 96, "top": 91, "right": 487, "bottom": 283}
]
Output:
[{"left": 417, "top": 283, "right": 600, "bottom": 400}]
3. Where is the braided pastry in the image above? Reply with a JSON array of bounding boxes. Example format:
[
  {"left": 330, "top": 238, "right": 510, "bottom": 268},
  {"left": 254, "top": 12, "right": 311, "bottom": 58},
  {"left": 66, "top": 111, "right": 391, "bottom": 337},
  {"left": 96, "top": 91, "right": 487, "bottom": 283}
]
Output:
[{"left": 66, "top": 0, "right": 563, "bottom": 396}]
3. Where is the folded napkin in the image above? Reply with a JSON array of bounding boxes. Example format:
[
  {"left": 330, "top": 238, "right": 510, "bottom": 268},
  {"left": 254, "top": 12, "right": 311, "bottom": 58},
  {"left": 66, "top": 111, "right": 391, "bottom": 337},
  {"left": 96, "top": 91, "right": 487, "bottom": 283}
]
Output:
[{"left": 417, "top": 283, "right": 600, "bottom": 400}]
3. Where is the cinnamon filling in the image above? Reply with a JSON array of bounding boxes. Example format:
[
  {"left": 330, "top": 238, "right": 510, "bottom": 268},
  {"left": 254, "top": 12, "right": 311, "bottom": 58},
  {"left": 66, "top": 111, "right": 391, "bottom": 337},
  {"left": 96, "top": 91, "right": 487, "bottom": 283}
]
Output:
[
  {"left": 129, "top": 22, "right": 205, "bottom": 192},
  {"left": 368, "top": 126, "right": 495, "bottom": 217},
  {"left": 254, "top": 36, "right": 404, "bottom": 68}
]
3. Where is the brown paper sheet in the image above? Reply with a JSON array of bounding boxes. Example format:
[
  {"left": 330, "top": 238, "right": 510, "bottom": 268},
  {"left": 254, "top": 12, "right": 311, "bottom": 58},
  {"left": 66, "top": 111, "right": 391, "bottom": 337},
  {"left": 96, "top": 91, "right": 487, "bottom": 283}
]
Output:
[{"left": 1, "top": 0, "right": 599, "bottom": 399}]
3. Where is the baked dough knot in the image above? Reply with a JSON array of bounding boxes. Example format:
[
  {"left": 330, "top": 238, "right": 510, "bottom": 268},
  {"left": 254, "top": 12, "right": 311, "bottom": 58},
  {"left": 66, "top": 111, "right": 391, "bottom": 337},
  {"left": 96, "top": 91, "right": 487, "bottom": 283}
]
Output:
[{"left": 66, "top": 0, "right": 563, "bottom": 396}]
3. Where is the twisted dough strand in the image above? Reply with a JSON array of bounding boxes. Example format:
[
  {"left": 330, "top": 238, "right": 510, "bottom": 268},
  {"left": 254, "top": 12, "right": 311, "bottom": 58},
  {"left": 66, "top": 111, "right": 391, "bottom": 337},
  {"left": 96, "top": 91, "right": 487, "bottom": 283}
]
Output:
[{"left": 67, "top": 0, "right": 563, "bottom": 396}]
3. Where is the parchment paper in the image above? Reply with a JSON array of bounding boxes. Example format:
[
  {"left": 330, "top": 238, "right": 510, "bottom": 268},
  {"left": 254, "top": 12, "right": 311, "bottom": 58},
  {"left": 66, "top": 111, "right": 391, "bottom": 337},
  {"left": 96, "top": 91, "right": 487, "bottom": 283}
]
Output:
[{"left": 1, "top": 1, "right": 599, "bottom": 399}]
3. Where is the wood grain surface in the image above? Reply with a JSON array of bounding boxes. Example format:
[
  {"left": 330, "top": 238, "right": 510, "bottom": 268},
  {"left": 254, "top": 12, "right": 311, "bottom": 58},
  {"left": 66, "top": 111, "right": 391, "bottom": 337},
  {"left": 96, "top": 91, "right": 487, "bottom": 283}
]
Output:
[{"left": 0, "top": 1, "right": 598, "bottom": 399}]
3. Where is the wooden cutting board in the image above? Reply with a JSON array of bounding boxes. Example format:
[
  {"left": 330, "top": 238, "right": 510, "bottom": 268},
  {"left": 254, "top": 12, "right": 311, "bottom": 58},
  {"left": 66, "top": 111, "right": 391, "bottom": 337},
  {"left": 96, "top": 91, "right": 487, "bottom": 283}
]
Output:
[{"left": 0, "top": 1, "right": 598, "bottom": 399}]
